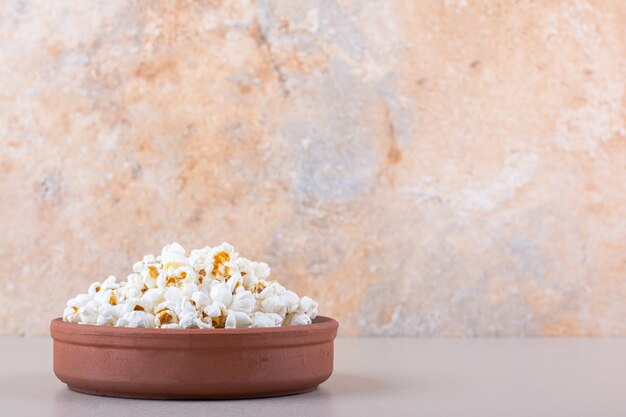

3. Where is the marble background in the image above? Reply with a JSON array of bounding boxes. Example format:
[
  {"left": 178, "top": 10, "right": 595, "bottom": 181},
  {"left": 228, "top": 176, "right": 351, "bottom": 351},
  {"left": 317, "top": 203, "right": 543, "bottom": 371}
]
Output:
[{"left": 1, "top": 0, "right": 625, "bottom": 336}]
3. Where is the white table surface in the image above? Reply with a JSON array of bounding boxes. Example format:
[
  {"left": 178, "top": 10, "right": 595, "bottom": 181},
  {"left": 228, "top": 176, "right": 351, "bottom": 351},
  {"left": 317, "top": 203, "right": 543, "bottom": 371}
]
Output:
[{"left": 2, "top": 336, "right": 626, "bottom": 417}]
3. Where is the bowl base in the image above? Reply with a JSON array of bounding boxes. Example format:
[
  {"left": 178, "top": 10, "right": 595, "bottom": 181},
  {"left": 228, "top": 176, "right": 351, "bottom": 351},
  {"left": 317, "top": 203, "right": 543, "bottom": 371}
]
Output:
[{"left": 67, "top": 384, "right": 319, "bottom": 400}]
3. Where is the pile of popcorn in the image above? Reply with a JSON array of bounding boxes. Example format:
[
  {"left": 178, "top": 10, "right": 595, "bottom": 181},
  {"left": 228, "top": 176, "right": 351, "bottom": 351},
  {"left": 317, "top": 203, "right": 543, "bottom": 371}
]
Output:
[{"left": 63, "top": 242, "right": 318, "bottom": 329}]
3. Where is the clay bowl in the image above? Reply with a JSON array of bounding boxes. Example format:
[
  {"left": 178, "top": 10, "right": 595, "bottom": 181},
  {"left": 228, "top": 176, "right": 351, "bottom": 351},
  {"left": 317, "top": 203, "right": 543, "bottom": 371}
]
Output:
[{"left": 50, "top": 316, "right": 338, "bottom": 399}]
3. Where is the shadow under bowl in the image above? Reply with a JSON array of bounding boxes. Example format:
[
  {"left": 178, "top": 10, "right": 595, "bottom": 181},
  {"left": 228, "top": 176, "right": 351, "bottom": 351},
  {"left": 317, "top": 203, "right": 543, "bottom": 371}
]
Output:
[{"left": 50, "top": 316, "right": 338, "bottom": 399}]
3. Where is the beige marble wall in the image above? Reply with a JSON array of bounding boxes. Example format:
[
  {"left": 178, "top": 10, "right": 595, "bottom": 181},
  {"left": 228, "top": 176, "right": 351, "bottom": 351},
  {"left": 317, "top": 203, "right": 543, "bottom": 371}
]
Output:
[{"left": 1, "top": 0, "right": 625, "bottom": 336}]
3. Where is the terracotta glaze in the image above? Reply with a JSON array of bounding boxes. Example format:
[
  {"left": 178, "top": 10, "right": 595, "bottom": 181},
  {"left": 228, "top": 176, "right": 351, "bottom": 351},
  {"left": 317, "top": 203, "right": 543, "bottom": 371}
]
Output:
[{"left": 50, "top": 316, "right": 338, "bottom": 399}]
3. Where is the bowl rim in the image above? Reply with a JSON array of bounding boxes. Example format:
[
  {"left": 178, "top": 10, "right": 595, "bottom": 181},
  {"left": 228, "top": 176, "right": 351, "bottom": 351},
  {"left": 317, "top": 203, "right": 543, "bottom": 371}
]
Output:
[{"left": 50, "top": 315, "right": 338, "bottom": 337}]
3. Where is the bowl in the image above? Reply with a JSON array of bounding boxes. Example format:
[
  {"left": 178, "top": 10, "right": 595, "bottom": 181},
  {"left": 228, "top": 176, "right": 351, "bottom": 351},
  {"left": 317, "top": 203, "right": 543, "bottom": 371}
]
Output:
[{"left": 50, "top": 316, "right": 338, "bottom": 399}]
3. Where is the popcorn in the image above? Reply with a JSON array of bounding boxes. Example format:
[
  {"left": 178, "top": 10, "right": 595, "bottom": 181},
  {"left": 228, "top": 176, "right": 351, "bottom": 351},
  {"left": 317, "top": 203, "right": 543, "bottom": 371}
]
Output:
[
  {"left": 62, "top": 242, "right": 319, "bottom": 329},
  {"left": 230, "top": 290, "right": 255, "bottom": 314},
  {"left": 225, "top": 311, "right": 253, "bottom": 328},
  {"left": 77, "top": 301, "right": 99, "bottom": 325},
  {"left": 299, "top": 296, "right": 319, "bottom": 320},
  {"left": 252, "top": 312, "right": 283, "bottom": 328},
  {"left": 62, "top": 306, "right": 80, "bottom": 324},
  {"left": 283, "top": 312, "right": 312, "bottom": 327},
  {"left": 117, "top": 311, "right": 156, "bottom": 328}
]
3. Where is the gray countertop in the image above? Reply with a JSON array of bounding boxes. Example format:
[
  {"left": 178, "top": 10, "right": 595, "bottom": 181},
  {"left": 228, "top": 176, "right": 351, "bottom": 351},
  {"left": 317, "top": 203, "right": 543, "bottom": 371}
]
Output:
[{"left": 2, "top": 337, "right": 626, "bottom": 417}]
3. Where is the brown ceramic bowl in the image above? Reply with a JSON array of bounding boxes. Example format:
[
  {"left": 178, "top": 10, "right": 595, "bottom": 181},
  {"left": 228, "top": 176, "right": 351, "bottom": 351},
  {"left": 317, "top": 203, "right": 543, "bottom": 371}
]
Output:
[{"left": 50, "top": 316, "right": 338, "bottom": 399}]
